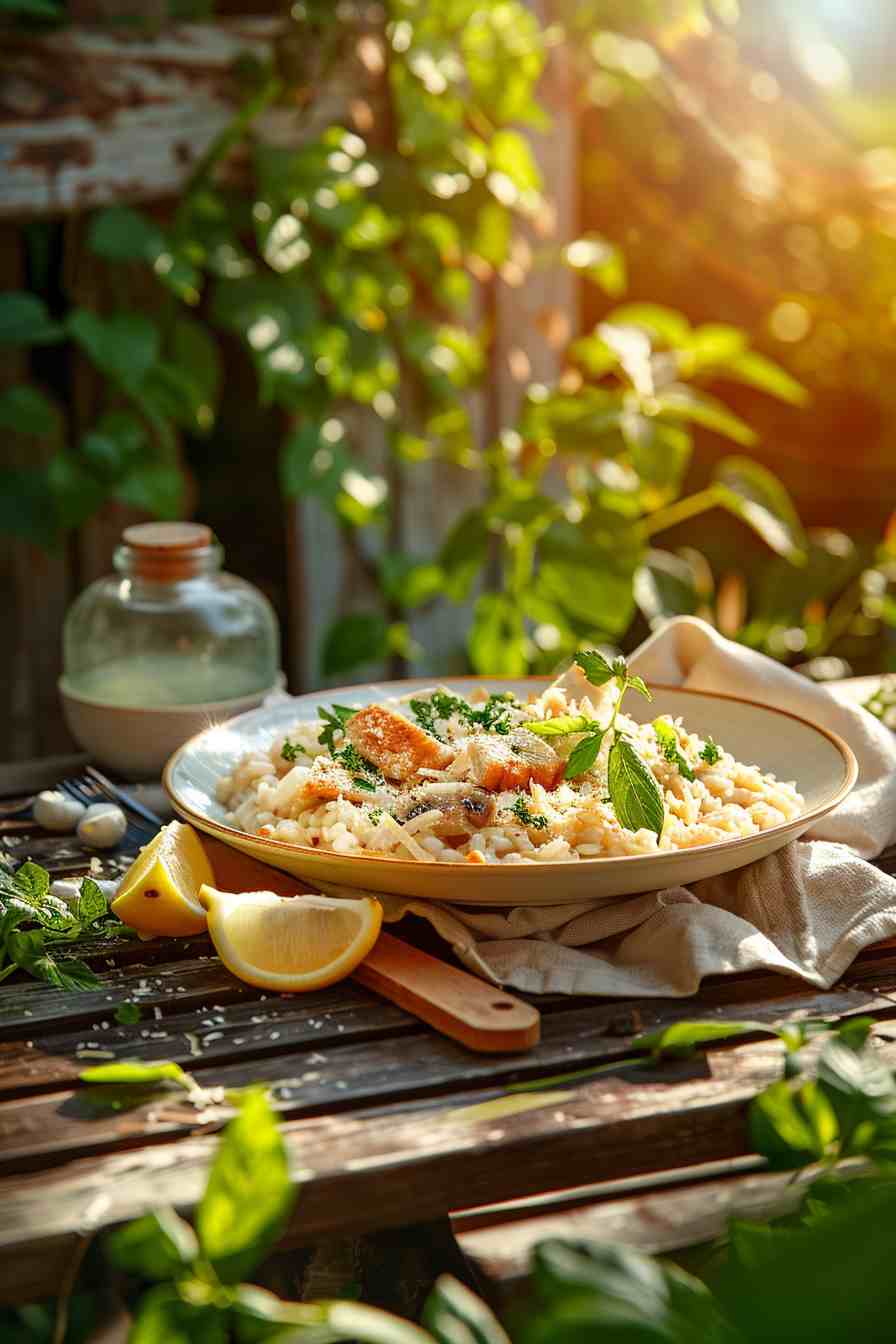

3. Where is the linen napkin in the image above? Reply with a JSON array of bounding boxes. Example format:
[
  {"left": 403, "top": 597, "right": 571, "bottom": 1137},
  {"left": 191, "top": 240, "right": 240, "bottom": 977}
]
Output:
[{"left": 318, "top": 617, "right": 896, "bottom": 997}]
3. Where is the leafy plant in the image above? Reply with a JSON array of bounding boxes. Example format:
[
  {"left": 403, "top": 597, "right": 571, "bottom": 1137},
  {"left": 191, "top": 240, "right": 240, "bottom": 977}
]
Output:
[
  {"left": 0, "top": 859, "right": 134, "bottom": 990},
  {"left": 0, "top": 0, "right": 820, "bottom": 687}
]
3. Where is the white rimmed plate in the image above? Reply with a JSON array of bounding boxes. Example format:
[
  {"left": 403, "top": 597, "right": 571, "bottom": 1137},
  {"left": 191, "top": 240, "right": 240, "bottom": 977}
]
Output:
[{"left": 163, "top": 678, "right": 857, "bottom": 908}]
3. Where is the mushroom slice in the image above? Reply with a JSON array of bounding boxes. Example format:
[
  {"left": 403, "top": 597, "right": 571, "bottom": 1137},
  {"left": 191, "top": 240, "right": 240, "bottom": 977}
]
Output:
[
  {"left": 395, "top": 782, "right": 497, "bottom": 835},
  {"left": 344, "top": 704, "right": 454, "bottom": 781}
]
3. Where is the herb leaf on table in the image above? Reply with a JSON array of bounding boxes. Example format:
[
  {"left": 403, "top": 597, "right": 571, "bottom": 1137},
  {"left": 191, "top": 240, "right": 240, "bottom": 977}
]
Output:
[{"left": 0, "top": 858, "right": 131, "bottom": 991}]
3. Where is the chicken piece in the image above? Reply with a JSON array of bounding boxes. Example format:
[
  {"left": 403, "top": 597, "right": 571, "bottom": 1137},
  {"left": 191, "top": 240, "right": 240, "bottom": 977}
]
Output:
[
  {"left": 394, "top": 782, "right": 497, "bottom": 835},
  {"left": 298, "top": 757, "right": 397, "bottom": 809},
  {"left": 344, "top": 704, "right": 454, "bottom": 782},
  {"left": 465, "top": 728, "right": 564, "bottom": 793}
]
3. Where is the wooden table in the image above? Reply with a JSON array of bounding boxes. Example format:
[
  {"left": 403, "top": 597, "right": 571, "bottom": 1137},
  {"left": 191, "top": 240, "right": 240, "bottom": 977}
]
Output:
[{"left": 3, "top": 756, "right": 896, "bottom": 1308}]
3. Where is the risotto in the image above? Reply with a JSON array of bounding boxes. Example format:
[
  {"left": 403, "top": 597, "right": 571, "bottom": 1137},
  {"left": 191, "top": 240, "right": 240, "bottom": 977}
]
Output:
[{"left": 217, "top": 667, "right": 804, "bottom": 866}]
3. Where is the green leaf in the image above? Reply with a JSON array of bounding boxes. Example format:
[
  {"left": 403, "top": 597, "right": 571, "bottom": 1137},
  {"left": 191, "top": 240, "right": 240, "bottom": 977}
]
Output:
[
  {"left": 468, "top": 594, "right": 527, "bottom": 676},
  {"left": 0, "top": 385, "right": 57, "bottom": 437},
  {"left": 230, "top": 1284, "right": 335, "bottom": 1342},
  {"left": 836, "top": 1016, "right": 875, "bottom": 1052},
  {"left": 68, "top": 310, "right": 160, "bottom": 391},
  {"left": 13, "top": 860, "right": 50, "bottom": 902},
  {"left": 322, "top": 612, "right": 390, "bottom": 677},
  {"left": 439, "top": 508, "right": 490, "bottom": 603},
  {"left": 88, "top": 206, "right": 165, "bottom": 262},
  {"left": 0, "top": 0, "right": 64, "bottom": 16},
  {"left": 574, "top": 649, "right": 616, "bottom": 686},
  {"left": 471, "top": 201, "right": 511, "bottom": 267},
  {"left": 608, "top": 737, "right": 664, "bottom": 837},
  {"left": 537, "top": 521, "right": 639, "bottom": 637},
  {"left": 633, "top": 1019, "right": 766, "bottom": 1059},
  {"left": 324, "top": 1299, "right": 437, "bottom": 1344},
  {"left": 378, "top": 554, "right": 444, "bottom": 609},
  {"left": 713, "top": 456, "right": 808, "bottom": 564},
  {"left": 0, "top": 292, "right": 63, "bottom": 345},
  {"left": 115, "top": 463, "right": 184, "bottom": 518},
  {"left": 197, "top": 1088, "right": 295, "bottom": 1284},
  {"left": 488, "top": 129, "right": 542, "bottom": 195},
  {"left": 80, "top": 1060, "right": 193, "bottom": 1088},
  {"left": 106, "top": 1208, "right": 198, "bottom": 1280},
  {"left": 654, "top": 386, "right": 757, "bottom": 446},
  {"left": 423, "top": 1273, "right": 511, "bottom": 1344},
  {"left": 525, "top": 714, "right": 600, "bottom": 737},
  {"left": 76, "top": 877, "right": 108, "bottom": 927},
  {"left": 634, "top": 549, "right": 699, "bottom": 625},
  {"left": 17, "top": 947, "right": 102, "bottom": 991},
  {"left": 606, "top": 303, "right": 691, "bottom": 347},
  {"left": 129, "top": 1284, "right": 229, "bottom": 1344},
  {"left": 114, "top": 1001, "right": 142, "bottom": 1025},
  {"left": 722, "top": 350, "right": 808, "bottom": 405},
  {"left": 749, "top": 1077, "right": 839, "bottom": 1170},
  {"left": 564, "top": 732, "right": 605, "bottom": 779},
  {"left": 625, "top": 675, "right": 651, "bottom": 700},
  {"left": 624, "top": 418, "right": 692, "bottom": 507},
  {"left": 563, "top": 235, "right": 626, "bottom": 296},
  {"left": 816, "top": 1037, "right": 896, "bottom": 1154}
]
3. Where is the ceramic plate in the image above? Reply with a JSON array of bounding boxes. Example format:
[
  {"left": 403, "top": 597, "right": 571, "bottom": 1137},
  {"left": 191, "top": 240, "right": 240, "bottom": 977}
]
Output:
[{"left": 163, "top": 679, "right": 857, "bottom": 908}]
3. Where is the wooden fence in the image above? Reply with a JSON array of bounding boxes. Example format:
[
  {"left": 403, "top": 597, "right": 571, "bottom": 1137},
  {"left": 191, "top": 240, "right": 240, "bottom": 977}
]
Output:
[{"left": 0, "top": 8, "right": 575, "bottom": 761}]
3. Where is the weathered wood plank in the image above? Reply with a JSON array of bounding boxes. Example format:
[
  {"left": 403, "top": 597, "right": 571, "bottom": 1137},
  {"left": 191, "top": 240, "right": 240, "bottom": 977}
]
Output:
[
  {"left": 0, "top": 980, "right": 413, "bottom": 1098},
  {"left": 0, "top": 1033, "right": 872, "bottom": 1305},
  {"left": 1, "top": 985, "right": 892, "bottom": 1174},
  {"left": 458, "top": 1163, "right": 820, "bottom": 1280},
  {"left": 0, "top": 20, "right": 281, "bottom": 217}
]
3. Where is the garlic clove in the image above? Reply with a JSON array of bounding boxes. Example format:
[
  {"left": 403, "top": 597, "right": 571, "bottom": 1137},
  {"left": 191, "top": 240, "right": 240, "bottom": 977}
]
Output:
[
  {"left": 33, "top": 790, "right": 87, "bottom": 833},
  {"left": 77, "top": 803, "right": 127, "bottom": 849}
]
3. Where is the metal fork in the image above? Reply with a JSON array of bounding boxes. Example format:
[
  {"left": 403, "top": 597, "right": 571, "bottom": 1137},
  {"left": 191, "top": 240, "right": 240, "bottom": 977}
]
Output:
[{"left": 59, "top": 770, "right": 162, "bottom": 843}]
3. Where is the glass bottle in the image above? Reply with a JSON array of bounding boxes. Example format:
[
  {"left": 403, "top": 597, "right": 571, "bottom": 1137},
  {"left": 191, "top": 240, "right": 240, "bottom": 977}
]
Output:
[{"left": 61, "top": 523, "right": 281, "bottom": 708}]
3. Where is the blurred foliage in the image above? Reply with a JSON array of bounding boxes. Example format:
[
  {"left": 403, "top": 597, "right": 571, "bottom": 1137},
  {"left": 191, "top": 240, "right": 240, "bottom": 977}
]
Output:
[{"left": 3, "top": 0, "right": 896, "bottom": 679}]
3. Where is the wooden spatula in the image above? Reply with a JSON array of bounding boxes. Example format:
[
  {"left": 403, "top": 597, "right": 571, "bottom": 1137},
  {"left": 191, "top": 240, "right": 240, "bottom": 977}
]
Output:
[{"left": 202, "top": 837, "right": 540, "bottom": 1053}]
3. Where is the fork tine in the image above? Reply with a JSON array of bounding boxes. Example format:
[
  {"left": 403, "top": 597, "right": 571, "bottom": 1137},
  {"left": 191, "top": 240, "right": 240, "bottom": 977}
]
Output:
[
  {"left": 59, "top": 777, "right": 99, "bottom": 807},
  {"left": 85, "top": 767, "right": 164, "bottom": 828}
]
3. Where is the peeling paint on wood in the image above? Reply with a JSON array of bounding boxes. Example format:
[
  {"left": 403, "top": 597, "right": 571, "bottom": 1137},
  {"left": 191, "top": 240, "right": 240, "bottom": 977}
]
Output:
[{"left": 0, "top": 20, "right": 291, "bottom": 216}]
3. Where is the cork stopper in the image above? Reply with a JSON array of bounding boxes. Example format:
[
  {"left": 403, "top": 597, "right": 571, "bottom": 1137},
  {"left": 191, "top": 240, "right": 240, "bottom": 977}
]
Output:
[{"left": 122, "top": 522, "right": 214, "bottom": 580}]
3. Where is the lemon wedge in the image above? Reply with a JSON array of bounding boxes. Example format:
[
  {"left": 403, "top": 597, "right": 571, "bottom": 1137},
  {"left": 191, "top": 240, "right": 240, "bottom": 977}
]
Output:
[
  {"left": 111, "top": 821, "right": 213, "bottom": 937},
  {"left": 198, "top": 886, "right": 382, "bottom": 991}
]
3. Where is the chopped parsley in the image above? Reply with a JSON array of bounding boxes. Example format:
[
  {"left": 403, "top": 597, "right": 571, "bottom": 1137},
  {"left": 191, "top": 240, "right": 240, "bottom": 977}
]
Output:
[
  {"left": 653, "top": 719, "right": 695, "bottom": 782},
  {"left": 280, "top": 738, "right": 307, "bottom": 763},
  {"left": 410, "top": 689, "right": 517, "bottom": 738},
  {"left": 700, "top": 738, "right": 722, "bottom": 766},
  {"left": 368, "top": 808, "right": 384, "bottom": 824},
  {"left": 334, "top": 742, "right": 383, "bottom": 792},
  {"left": 510, "top": 794, "right": 548, "bottom": 830},
  {"left": 318, "top": 705, "right": 357, "bottom": 751}
]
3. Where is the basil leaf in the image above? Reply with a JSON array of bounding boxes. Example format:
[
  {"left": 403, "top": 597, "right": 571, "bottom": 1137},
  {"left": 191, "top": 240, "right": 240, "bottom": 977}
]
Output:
[
  {"left": 197, "top": 1088, "right": 295, "bottom": 1284},
  {"left": 76, "top": 877, "right": 108, "bottom": 927},
  {"left": 13, "top": 861, "right": 50, "bottom": 902},
  {"left": 608, "top": 736, "right": 664, "bottom": 837},
  {"left": 574, "top": 650, "right": 616, "bottom": 686},
  {"left": 80, "top": 1060, "right": 193, "bottom": 1088},
  {"left": 115, "top": 1001, "right": 142, "bottom": 1025},
  {"left": 524, "top": 714, "right": 600, "bottom": 737},
  {"left": 106, "top": 1208, "right": 198, "bottom": 1281},
  {"left": 564, "top": 732, "right": 604, "bottom": 779},
  {"left": 624, "top": 674, "right": 652, "bottom": 701}
]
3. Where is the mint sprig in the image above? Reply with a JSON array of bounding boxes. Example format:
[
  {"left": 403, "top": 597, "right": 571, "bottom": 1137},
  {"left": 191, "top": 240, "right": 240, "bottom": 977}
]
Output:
[
  {"left": 524, "top": 651, "right": 664, "bottom": 837},
  {"left": 0, "top": 859, "right": 132, "bottom": 991},
  {"left": 317, "top": 704, "right": 357, "bottom": 751}
]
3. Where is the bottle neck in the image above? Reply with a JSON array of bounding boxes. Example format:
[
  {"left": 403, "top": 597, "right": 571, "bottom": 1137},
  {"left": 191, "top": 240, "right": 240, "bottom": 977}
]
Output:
[{"left": 113, "top": 542, "right": 223, "bottom": 583}]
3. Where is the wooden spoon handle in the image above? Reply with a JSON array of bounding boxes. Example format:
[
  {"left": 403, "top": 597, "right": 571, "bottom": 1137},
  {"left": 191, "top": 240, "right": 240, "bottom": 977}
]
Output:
[{"left": 354, "top": 931, "right": 540, "bottom": 1053}]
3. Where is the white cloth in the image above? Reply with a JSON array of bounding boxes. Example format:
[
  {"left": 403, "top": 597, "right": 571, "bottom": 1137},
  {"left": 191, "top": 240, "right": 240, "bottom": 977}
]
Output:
[{"left": 320, "top": 618, "right": 896, "bottom": 997}]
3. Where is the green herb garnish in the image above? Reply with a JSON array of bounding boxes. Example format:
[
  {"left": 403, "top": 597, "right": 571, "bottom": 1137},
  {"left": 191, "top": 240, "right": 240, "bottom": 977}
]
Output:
[
  {"left": 700, "top": 737, "right": 722, "bottom": 765},
  {"left": 524, "top": 652, "right": 663, "bottom": 837},
  {"left": 280, "top": 738, "right": 307, "bottom": 763},
  {"left": 318, "top": 705, "right": 357, "bottom": 751},
  {"left": 368, "top": 808, "right": 384, "bottom": 824},
  {"left": 410, "top": 689, "right": 517, "bottom": 737},
  {"left": 0, "top": 860, "right": 129, "bottom": 991},
  {"left": 333, "top": 742, "right": 383, "bottom": 792},
  {"left": 653, "top": 719, "right": 695, "bottom": 782},
  {"left": 115, "top": 1001, "right": 142, "bottom": 1025},
  {"left": 510, "top": 795, "right": 548, "bottom": 830}
]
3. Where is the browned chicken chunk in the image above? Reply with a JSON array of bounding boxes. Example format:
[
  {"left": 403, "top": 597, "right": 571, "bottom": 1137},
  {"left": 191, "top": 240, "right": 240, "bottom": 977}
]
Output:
[
  {"left": 299, "top": 757, "right": 397, "bottom": 809},
  {"left": 344, "top": 704, "right": 454, "bottom": 781},
  {"left": 465, "top": 728, "right": 564, "bottom": 793}
]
